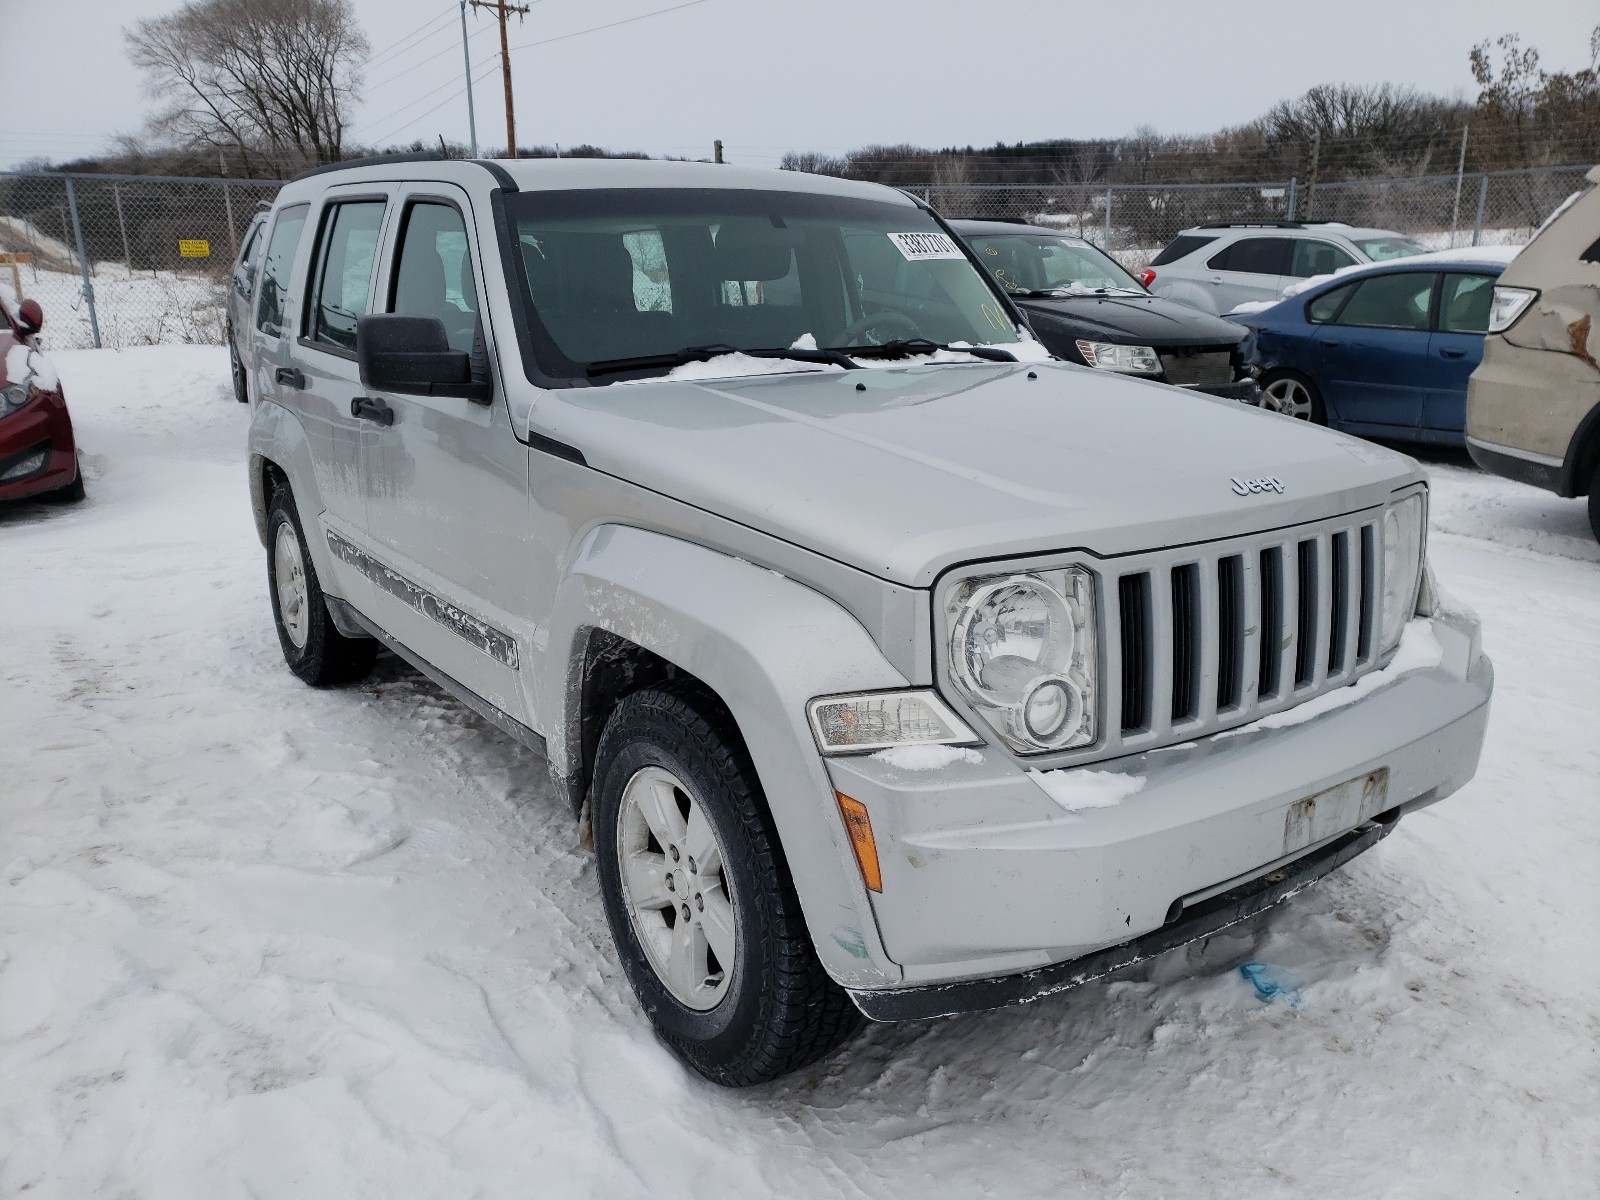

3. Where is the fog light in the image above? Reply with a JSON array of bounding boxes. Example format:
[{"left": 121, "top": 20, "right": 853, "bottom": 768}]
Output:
[{"left": 0, "top": 450, "right": 48, "bottom": 482}]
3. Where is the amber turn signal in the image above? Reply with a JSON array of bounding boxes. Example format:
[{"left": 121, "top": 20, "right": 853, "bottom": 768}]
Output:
[{"left": 835, "top": 791, "right": 883, "bottom": 893}]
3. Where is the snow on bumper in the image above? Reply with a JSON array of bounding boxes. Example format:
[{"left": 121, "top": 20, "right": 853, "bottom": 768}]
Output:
[{"left": 824, "top": 610, "right": 1492, "bottom": 995}]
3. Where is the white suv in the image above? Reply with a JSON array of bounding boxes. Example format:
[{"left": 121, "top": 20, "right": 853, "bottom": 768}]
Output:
[{"left": 1143, "top": 223, "right": 1425, "bottom": 315}]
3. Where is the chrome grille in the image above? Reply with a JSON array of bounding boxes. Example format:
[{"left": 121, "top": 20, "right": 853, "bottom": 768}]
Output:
[{"left": 1098, "top": 511, "right": 1382, "bottom": 756}]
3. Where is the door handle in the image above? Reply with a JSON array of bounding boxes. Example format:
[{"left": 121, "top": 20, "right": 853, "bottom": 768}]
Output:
[
  {"left": 1317, "top": 339, "right": 1339, "bottom": 348},
  {"left": 275, "top": 367, "right": 305, "bottom": 389},
  {"left": 1438, "top": 348, "right": 1467, "bottom": 359},
  {"left": 351, "top": 396, "right": 394, "bottom": 426}
]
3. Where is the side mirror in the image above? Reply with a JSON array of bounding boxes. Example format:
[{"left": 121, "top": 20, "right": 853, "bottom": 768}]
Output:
[
  {"left": 356, "top": 314, "right": 488, "bottom": 402},
  {"left": 17, "top": 298, "right": 42, "bottom": 335}
]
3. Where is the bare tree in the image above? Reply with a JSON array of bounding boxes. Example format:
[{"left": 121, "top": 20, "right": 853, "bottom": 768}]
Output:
[
  {"left": 126, "top": 0, "right": 368, "bottom": 175},
  {"left": 780, "top": 151, "right": 848, "bottom": 177}
]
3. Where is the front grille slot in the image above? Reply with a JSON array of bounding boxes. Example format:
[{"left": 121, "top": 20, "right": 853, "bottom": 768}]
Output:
[
  {"left": 1216, "top": 555, "right": 1244, "bottom": 711},
  {"left": 1328, "top": 531, "right": 1350, "bottom": 672},
  {"left": 1357, "top": 524, "right": 1376, "bottom": 661},
  {"left": 1258, "top": 547, "right": 1283, "bottom": 697},
  {"left": 1294, "top": 539, "right": 1318, "bottom": 688},
  {"left": 1118, "top": 574, "right": 1152, "bottom": 734},
  {"left": 1170, "top": 564, "right": 1201, "bottom": 722}
]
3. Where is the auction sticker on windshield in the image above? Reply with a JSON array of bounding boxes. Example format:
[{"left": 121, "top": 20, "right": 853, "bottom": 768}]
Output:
[{"left": 889, "top": 231, "right": 967, "bottom": 261}]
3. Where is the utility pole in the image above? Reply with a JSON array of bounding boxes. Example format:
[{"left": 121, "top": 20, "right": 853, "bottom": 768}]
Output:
[
  {"left": 459, "top": 0, "right": 479, "bottom": 158},
  {"left": 713, "top": 139, "right": 723, "bottom": 164},
  {"left": 1303, "top": 131, "right": 1321, "bottom": 221},
  {"left": 468, "top": 0, "right": 531, "bottom": 158}
]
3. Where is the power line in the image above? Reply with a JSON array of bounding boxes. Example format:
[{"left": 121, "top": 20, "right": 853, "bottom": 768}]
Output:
[
  {"left": 364, "top": 5, "right": 460, "bottom": 70},
  {"left": 364, "top": 59, "right": 502, "bottom": 147},
  {"left": 505, "top": 0, "right": 708, "bottom": 52},
  {"left": 363, "top": 20, "right": 494, "bottom": 94}
]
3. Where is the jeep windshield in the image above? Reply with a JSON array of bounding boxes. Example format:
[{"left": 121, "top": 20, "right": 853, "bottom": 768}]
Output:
[
  {"left": 499, "top": 188, "right": 1029, "bottom": 384},
  {"left": 964, "top": 231, "right": 1146, "bottom": 297}
]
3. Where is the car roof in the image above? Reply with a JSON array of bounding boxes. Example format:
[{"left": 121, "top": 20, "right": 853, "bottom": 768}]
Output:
[
  {"left": 948, "top": 219, "right": 1085, "bottom": 240},
  {"left": 1178, "top": 223, "right": 1406, "bottom": 241},
  {"left": 278, "top": 154, "right": 916, "bottom": 208}
]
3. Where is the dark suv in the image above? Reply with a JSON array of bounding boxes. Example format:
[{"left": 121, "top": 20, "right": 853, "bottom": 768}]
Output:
[{"left": 951, "top": 220, "right": 1260, "bottom": 400}]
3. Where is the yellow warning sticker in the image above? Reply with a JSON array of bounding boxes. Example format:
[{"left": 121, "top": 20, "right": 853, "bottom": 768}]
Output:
[{"left": 178, "top": 239, "right": 211, "bottom": 258}]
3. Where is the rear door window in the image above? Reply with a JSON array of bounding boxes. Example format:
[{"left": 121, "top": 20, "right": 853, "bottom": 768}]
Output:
[
  {"left": 308, "top": 199, "right": 387, "bottom": 353},
  {"left": 1208, "top": 237, "right": 1289, "bottom": 275},
  {"left": 1306, "top": 281, "right": 1357, "bottom": 323},
  {"left": 253, "top": 204, "right": 309, "bottom": 337},
  {"left": 1151, "top": 234, "right": 1218, "bottom": 266},
  {"left": 1332, "top": 272, "right": 1437, "bottom": 331},
  {"left": 1437, "top": 272, "right": 1497, "bottom": 333},
  {"left": 1289, "top": 239, "right": 1358, "bottom": 279}
]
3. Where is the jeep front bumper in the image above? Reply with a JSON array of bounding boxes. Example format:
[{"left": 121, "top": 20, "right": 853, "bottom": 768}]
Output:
[{"left": 823, "top": 608, "right": 1492, "bottom": 1018}]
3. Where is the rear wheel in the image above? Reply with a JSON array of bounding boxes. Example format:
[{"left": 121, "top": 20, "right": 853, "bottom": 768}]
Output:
[
  {"left": 1588, "top": 473, "right": 1600, "bottom": 543},
  {"left": 592, "top": 681, "right": 861, "bottom": 1086},
  {"left": 1260, "top": 370, "right": 1326, "bottom": 424},
  {"left": 266, "top": 488, "right": 376, "bottom": 685}
]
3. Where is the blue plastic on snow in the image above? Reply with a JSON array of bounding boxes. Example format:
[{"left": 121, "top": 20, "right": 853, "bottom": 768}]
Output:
[{"left": 1239, "top": 962, "right": 1301, "bottom": 1006}]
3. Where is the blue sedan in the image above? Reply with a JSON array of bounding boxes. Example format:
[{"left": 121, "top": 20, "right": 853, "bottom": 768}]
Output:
[{"left": 1234, "top": 256, "right": 1506, "bottom": 446}]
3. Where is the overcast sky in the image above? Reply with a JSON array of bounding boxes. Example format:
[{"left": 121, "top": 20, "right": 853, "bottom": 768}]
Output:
[{"left": 2, "top": 0, "right": 1594, "bottom": 171}]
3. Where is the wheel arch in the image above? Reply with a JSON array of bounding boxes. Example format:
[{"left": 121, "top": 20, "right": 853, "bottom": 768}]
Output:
[
  {"left": 1558, "top": 398, "right": 1600, "bottom": 499},
  {"left": 541, "top": 524, "right": 912, "bottom": 988}
]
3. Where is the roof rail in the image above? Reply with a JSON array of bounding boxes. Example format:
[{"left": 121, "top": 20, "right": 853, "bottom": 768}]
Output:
[
  {"left": 1196, "top": 221, "right": 1305, "bottom": 229},
  {"left": 286, "top": 152, "right": 519, "bottom": 192}
]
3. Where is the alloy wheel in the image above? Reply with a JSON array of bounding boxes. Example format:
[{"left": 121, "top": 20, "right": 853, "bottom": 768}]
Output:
[
  {"left": 616, "top": 765, "right": 738, "bottom": 1011},
  {"left": 1263, "top": 377, "right": 1314, "bottom": 420},
  {"left": 273, "top": 523, "right": 311, "bottom": 649}
]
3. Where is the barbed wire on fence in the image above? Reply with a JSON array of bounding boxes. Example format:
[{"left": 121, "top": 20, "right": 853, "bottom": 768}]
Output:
[{"left": 0, "top": 163, "right": 1590, "bottom": 350}]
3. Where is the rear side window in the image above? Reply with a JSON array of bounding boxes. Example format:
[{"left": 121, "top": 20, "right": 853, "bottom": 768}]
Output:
[
  {"left": 1208, "top": 237, "right": 1289, "bottom": 275},
  {"left": 1150, "top": 234, "right": 1217, "bottom": 266},
  {"left": 1289, "top": 239, "right": 1358, "bottom": 279},
  {"left": 1306, "top": 281, "right": 1357, "bottom": 323},
  {"left": 1438, "top": 272, "right": 1497, "bottom": 333},
  {"left": 254, "top": 204, "right": 309, "bottom": 336},
  {"left": 238, "top": 220, "right": 265, "bottom": 270},
  {"left": 309, "top": 200, "right": 387, "bottom": 353},
  {"left": 1333, "top": 272, "right": 1436, "bottom": 331},
  {"left": 390, "top": 201, "right": 480, "bottom": 354}
]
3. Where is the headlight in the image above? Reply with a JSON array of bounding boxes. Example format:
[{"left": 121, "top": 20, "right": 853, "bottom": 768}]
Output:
[
  {"left": 947, "top": 570, "right": 1097, "bottom": 753},
  {"left": 1486, "top": 286, "right": 1537, "bottom": 333},
  {"left": 1, "top": 381, "right": 35, "bottom": 418},
  {"left": 807, "top": 689, "right": 977, "bottom": 755},
  {"left": 1380, "top": 494, "right": 1426, "bottom": 654},
  {"left": 1075, "top": 340, "right": 1162, "bottom": 375}
]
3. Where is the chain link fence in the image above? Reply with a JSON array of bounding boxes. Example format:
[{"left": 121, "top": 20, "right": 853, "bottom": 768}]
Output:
[
  {"left": 914, "top": 164, "right": 1592, "bottom": 269},
  {"left": 0, "top": 163, "right": 1590, "bottom": 349},
  {"left": 0, "top": 172, "right": 283, "bottom": 350}
]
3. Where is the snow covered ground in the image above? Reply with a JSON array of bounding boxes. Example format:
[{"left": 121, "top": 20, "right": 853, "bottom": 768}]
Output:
[{"left": 3, "top": 347, "right": 1597, "bottom": 1198}]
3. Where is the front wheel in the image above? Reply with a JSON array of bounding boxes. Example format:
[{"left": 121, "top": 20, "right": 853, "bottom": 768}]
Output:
[
  {"left": 1260, "top": 370, "right": 1326, "bottom": 424},
  {"left": 592, "top": 682, "right": 861, "bottom": 1086},
  {"left": 1588, "top": 472, "right": 1600, "bottom": 544},
  {"left": 265, "top": 489, "right": 376, "bottom": 685},
  {"left": 229, "top": 335, "right": 249, "bottom": 404}
]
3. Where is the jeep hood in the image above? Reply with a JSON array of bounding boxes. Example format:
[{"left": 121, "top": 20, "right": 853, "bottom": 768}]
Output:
[{"left": 537, "top": 362, "right": 1421, "bottom": 587}]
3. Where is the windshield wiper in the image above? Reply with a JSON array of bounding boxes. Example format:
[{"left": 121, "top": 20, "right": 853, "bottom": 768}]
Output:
[
  {"left": 828, "top": 338, "right": 1017, "bottom": 363},
  {"left": 586, "top": 343, "right": 860, "bottom": 378}
]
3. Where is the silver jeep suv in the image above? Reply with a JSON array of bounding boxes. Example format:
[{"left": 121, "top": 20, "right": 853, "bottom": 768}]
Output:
[
  {"left": 1145, "top": 222, "right": 1426, "bottom": 314},
  {"left": 245, "top": 156, "right": 1492, "bottom": 1086}
]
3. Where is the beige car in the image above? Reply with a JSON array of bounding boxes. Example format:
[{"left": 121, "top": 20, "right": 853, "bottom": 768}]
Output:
[{"left": 1466, "top": 165, "right": 1600, "bottom": 541}]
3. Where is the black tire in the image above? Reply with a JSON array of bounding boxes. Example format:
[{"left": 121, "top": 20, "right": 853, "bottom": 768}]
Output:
[
  {"left": 42, "top": 454, "right": 86, "bottom": 503},
  {"left": 265, "top": 487, "right": 376, "bottom": 686},
  {"left": 229, "top": 334, "right": 249, "bottom": 404},
  {"left": 592, "top": 681, "right": 861, "bottom": 1086},
  {"left": 1259, "top": 369, "right": 1327, "bottom": 425},
  {"left": 1588, "top": 473, "right": 1600, "bottom": 544}
]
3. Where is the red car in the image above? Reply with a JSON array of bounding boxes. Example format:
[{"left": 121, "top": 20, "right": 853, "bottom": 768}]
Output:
[{"left": 1, "top": 296, "right": 83, "bottom": 503}]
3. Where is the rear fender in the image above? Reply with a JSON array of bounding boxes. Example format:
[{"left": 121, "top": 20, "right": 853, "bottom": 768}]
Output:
[
  {"left": 247, "top": 404, "right": 342, "bottom": 593},
  {"left": 543, "top": 524, "right": 912, "bottom": 987}
]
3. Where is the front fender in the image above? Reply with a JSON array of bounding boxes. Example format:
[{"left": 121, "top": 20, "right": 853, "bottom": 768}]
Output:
[{"left": 543, "top": 524, "right": 912, "bottom": 987}]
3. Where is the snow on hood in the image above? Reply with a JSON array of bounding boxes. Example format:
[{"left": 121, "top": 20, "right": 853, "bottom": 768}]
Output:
[
  {"left": 617, "top": 334, "right": 1054, "bottom": 386},
  {"left": 534, "top": 359, "right": 1420, "bottom": 586},
  {"left": 3, "top": 341, "right": 58, "bottom": 391}
]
